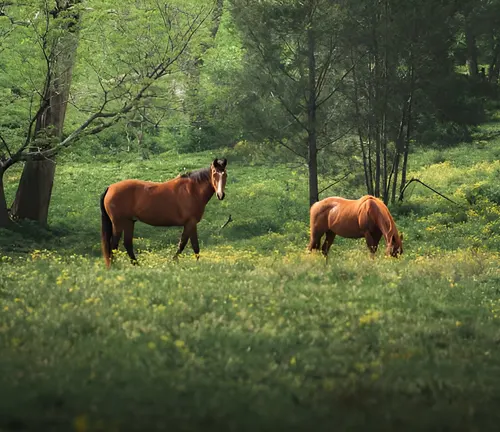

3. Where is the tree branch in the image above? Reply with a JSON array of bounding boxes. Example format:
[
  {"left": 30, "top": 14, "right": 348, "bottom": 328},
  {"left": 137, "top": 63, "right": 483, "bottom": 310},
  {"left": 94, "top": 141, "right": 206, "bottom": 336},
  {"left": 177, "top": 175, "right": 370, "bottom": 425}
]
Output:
[
  {"left": 220, "top": 214, "right": 233, "bottom": 229},
  {"left": 316, "top": 52, "right": 367, "bottom": 109},
  {"left": 277, "top": 138, "right": 307, "bottom": 160},
  {"left": 318, "top": 126, "right": 354, "bottom": 150},
  {"left": 0, "top": 134, "right": 12, "bottom": 158},
  {"left": 318, "top": 172, "right": 351, "bottom": 196},
  {"left": 399, "top": 178, "right": 462, "bottom": 206}
]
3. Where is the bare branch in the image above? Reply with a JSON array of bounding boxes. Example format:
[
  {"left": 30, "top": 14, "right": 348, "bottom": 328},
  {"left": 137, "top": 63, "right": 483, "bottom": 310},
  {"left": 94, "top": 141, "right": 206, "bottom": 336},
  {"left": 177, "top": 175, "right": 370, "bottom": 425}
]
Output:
[
  {"left": 318, "top": 126, "right": 354, "bottom": 150},
  {"left": 399, "top": 178, "right": 462, "bottom": 207},
  {"left": 0, "top": 134, "right": 12, "bottom": 158},
  {"left": 277, "top": 138, "right": 307, "bottom": 160},
  {"left": 220, "top": 214, "right": 233, "bottom": 229},
  {"left": 315, "top": 33, "right": 338, "bottom": 95},
  {"left": 2, "top": 3, "right": 210, "bottom": 172},
  {"left": 318, "top": 172, "right": 351, "bottom": 196},
  {"left": 316, "top": 52, "right": 367, "bottom": 108},
  {"left": 248, "top": 27, "right": 309, "bottom": 131}
]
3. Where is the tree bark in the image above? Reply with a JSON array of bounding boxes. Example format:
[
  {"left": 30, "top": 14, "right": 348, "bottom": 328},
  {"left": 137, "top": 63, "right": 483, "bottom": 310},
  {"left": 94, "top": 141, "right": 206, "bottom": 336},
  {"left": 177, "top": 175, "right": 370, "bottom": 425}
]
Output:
[
  {"left": 488, "top": 43, "right": 500, "bottom": 83},
  {"left": 211, "top": 0, "right": 224, "bottom": 39},
  {"left": 0, "top": 168, "right": 11, "bottom": 228},
  {"left": 307, "top": 26, "right": 318, "bottom": 206},
  {"left": 400, "top": 66, "right": 414, "bottom": 196},
  {"left": 11, "top": 159, "right": 55, "bottom": 225},
  {"left": 11, "top": 0, "right": 80, "bottom": 225},
  {"left": 352, "top": 58, "right": 373, "bottom": 195},
  {"left": 465, "top": 20, "right": 478, "bottom": 78}
]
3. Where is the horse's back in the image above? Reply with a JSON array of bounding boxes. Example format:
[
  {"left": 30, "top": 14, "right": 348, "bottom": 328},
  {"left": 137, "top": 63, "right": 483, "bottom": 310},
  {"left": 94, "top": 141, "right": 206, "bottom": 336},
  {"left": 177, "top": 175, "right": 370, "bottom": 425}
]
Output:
[
  {"left": 310, "top": 196, "right": 361, "bottom": 238},
  {"left": 104, "top": 178, "right": 187, "bottom": 226}
]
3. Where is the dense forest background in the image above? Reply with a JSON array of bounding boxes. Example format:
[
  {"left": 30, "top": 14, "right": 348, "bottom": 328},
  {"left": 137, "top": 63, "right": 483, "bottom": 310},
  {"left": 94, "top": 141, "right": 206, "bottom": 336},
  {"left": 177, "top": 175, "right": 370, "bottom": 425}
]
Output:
[{"left": 1, "top": 0, "right": 499, "bottom": 226}]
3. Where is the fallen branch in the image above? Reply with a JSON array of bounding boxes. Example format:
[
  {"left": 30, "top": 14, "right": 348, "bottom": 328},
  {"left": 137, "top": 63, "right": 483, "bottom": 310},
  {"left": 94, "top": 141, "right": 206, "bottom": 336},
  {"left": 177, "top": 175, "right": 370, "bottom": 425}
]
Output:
[
  {"left": 220, "top": 214, "right": 233, "bottom": 229},
  {"left": 399, "top": 178, "right": 461, "bottom": 206}
]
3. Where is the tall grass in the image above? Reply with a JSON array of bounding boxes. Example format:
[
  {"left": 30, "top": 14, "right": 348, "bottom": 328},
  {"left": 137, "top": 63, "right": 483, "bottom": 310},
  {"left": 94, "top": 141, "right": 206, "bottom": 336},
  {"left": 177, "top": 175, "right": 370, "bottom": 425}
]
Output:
[{"left": 0, "top": 129, "right": 499, "bottom": 431}]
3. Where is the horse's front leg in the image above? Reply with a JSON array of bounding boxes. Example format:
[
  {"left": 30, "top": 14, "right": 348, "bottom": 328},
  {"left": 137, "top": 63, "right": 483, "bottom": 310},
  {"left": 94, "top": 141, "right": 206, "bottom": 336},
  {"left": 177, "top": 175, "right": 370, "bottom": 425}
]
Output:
[
  {"left": 189, "top": 225, "right": 200, "bottom": 261},
  {"left": 364, "top": 231, "right": 380, "bottom": 259},
  {"left": 173, "top": 219, "right": 196, "bottom": 260}
]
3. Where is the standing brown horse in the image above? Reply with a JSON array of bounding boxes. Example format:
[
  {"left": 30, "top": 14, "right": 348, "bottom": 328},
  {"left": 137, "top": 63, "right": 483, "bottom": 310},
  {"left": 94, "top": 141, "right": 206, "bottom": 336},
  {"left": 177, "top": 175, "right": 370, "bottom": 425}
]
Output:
[
  {"left": 308, "top": 195, "right": 403, "bottom": 258},
  {"left": 100, "top": 158, "right": 227, "bottom": 268}
]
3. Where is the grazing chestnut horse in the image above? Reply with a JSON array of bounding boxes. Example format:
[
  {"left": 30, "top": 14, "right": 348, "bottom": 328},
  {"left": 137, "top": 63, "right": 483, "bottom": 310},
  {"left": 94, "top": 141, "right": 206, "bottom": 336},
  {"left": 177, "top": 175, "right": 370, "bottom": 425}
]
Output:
[
  {"left": 308, "top": 195, "right": 403, "bottom": 258},
  {"left": 100, "top": 158, "right": 227, "bottom": 268}
]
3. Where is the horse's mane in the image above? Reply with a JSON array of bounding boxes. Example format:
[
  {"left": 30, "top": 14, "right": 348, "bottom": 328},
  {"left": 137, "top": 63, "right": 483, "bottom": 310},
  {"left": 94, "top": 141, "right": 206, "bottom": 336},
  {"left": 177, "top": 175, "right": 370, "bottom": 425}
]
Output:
[{"left": 179, "top": 167, "right": 211, "bottom": 183}]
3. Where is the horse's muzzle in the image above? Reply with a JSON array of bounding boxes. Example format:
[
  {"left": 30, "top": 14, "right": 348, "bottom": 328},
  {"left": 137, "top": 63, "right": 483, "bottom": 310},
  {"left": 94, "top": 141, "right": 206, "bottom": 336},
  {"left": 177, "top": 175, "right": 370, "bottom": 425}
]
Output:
[{"left": 217, "top": 192, "right": 225, "bottom": 200}]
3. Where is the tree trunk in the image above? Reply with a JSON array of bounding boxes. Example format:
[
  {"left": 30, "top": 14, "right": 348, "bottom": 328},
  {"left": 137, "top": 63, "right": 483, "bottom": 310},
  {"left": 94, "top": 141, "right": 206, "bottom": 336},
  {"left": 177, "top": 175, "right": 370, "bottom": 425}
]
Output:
[
  {"left": 391, "top": 151, "right": 400, "bottom": 204},
  {"left": 382, "top": 114, "right": 388, "bottom": 203},
  {"left": 307, "top": 26, "right": 318, "bottom": 206},
  {"left": 0, "top": 168, "right": 11, "bottom": 228},
  {"left": 352, "top": 58, "right": 373, "bottom": 195},
  {"left": 211, "top": 0, "right": 224, "bottom": 39},
  {"left": 382, "top": 0, "right": 389, "bottom": 204},
  {"left": 375, "top": 127, "right": 381, "bottom": 197},
  {"left": 488, "top": 43, "right": 500, "bottom": 83},
  {"left": 390, "top": 105, "right": 406, "bottom": 204},
  {"left": 11, "top": 0, "right": 80, "bottom": 225},
  {"left": 465, "top": 20, "right": 478, "bottom": 78},
  {"left": 11, "top": 159, "right": 56, "bottom": 225},
  {"left": 400, "top": 67, "right": 414, "bottom": 196},
  {"left": 188, "top": 0, "right": 224, "bottom": 149}
]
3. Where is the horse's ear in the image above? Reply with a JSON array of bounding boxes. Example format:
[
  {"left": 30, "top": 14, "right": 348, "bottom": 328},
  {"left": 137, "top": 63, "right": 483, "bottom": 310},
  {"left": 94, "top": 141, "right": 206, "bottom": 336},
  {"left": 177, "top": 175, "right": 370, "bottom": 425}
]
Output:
[
  {"left": 212, "top": 158, "right": 218, "bottom": 167},
  {"left": 220, "top": 158, "right": 227, "bottom": 169}
]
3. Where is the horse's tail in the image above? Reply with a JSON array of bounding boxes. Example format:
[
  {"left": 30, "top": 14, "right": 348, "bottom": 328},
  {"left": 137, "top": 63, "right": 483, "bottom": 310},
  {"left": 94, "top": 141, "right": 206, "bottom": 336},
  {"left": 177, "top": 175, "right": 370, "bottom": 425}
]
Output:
[{"left": 100, "top": 187, "right": 112, "bottom": 269}]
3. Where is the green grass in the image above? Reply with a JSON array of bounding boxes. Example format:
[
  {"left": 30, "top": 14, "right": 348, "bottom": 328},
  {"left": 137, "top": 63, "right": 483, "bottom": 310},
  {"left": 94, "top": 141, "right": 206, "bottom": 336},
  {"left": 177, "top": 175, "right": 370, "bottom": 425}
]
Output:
[{"left": 0, "top": 128, "right": 500, "bottom": 431}]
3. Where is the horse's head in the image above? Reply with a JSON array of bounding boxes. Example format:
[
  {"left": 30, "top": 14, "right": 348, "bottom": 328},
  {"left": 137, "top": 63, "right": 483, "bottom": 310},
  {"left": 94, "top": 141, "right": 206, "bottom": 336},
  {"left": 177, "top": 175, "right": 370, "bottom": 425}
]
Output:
[
  {"left": 211, "top": 158, "right": 227, "bottom": 200},
  {"left": 389, "top": 232, "right": 403, "bottom": 258}
]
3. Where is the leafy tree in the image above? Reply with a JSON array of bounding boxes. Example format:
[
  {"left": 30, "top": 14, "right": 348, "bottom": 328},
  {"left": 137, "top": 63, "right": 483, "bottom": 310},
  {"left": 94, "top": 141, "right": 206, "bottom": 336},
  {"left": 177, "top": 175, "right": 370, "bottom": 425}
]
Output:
[
  {"left": 230, "top": 0, "right": 351, "bottom": 206},
  {"left": 0, "top": 0, "right": 213, "bottom": 227},
  {"left": 342, "top": 0, "right": 490, "bottom": 203}
]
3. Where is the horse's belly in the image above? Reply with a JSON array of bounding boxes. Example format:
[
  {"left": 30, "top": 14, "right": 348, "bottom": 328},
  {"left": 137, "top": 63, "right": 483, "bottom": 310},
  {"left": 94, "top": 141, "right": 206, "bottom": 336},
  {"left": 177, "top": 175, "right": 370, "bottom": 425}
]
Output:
[
  {"left": 137, "top": 214, "right": 184, "bottom": 227},
  {"left": 333, "top": 227, "right": 363, "bottom": 238},
  {"left": 328, "top": 210, "right": 363, "bottom": 238},
  {"left": 329, "top": 217, "right": 363, "bottom": 238}
]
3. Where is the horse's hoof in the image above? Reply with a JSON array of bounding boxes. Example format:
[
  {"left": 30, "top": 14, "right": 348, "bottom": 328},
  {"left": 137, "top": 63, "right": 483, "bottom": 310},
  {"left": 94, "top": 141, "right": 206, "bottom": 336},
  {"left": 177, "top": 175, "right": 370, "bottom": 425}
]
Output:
[
  {"left": 131, "top": 260, "right": 139, "bottom": 266},
  {"left": 195, "top": 254, "right": 200, "bottom": 261},
  {"left": 172, "top": 254, "right": 179, "bottom": 262}
]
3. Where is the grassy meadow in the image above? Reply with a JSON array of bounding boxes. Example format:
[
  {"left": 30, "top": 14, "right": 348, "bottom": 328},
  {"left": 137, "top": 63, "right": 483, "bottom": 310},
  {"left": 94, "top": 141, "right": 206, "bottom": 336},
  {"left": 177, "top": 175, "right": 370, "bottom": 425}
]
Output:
[{"left": 1, "top": 123, "right": 500, "bottom": 431}]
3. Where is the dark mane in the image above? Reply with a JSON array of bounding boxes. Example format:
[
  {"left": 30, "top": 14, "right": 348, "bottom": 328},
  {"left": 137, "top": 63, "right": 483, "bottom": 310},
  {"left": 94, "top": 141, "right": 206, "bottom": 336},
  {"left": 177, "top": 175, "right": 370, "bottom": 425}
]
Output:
[{"left": 180, "top": 167, "right": 211, "bottom": 183}]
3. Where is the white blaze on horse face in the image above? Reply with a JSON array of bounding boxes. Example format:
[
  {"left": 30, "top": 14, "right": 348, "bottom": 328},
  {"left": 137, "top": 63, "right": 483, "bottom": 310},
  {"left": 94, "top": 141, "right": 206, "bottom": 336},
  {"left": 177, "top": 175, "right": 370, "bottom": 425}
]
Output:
[{"left": 216, "top": 171, "right": 225, "bottom": 199}]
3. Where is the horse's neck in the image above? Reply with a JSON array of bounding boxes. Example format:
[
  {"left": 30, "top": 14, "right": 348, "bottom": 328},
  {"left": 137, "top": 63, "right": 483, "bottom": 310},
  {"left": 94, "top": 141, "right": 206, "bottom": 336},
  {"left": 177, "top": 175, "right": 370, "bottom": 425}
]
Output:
[{"left": 196, "top": 180, "right": 215, "bottom": 204}]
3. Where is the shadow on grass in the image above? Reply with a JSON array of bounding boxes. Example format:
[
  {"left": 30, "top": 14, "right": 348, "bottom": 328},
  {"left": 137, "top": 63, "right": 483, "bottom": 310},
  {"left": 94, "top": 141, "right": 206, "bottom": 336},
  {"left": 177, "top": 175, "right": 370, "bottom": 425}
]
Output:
[{"left": 1, "top": 326, "right": 500, "bottom": 432}]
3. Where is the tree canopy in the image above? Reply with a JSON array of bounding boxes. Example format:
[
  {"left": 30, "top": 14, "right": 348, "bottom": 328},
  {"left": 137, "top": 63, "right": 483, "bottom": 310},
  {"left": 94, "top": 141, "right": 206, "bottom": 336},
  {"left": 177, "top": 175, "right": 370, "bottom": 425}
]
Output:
[{"left": 0, "top": 0, "right": 498, "bottom": 226}]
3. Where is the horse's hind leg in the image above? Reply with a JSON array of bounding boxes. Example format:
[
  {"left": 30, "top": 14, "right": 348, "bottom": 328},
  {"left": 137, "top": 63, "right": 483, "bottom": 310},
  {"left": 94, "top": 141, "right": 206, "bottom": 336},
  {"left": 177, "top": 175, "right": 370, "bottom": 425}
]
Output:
[
  {"left": 308, "top": 227, "right": 323, "bottom": 252},
  {"left": 109, "top": 222, "right": 123, "bottom": 264},
  {"left": 321, "top": 230, "right": 336, "bottom": 257},
  {"left": 111, "top": 231, "right": 122, "bottom": 251},
  {"left": 123, "top": 220, "right": 138, "bottom": 265}
]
